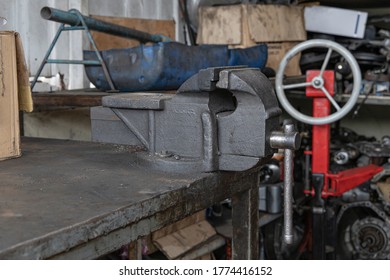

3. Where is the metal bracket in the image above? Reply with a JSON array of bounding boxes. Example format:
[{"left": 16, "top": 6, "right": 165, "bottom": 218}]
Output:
[{"left": 30, "top": 9, "right": 117, "bottom": 92}]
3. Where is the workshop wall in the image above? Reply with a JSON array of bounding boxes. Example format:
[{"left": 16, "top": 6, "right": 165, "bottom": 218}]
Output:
[
  {"left": 0, "top": 0, "right": 183, "bottom": 141},
  {"left": 0, "top": 0, "right": 183, "bottom": 89}
]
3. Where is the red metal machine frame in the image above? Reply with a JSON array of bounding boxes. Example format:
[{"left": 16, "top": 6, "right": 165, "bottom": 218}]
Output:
[{"left": 304, "top": 70, "right": 383, "bottom": 198}]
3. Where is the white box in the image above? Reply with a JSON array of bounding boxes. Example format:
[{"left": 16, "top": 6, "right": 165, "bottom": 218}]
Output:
[{"left": 304, "top": 6, "right": 368, "bottom": 39}]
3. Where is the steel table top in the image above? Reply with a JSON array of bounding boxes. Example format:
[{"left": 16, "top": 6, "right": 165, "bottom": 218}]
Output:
[{"left": 0, "top": 138, "right": 260, "bottom": 259}]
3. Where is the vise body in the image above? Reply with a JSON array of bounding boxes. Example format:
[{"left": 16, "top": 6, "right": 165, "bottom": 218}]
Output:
[{"left": 91, "top": 67, "right": 283, "bottom": 172}]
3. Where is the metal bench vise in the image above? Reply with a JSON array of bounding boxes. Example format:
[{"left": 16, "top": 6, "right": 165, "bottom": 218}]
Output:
[{"left": 91, "top": 67, "right": 298, "bottom": 173}]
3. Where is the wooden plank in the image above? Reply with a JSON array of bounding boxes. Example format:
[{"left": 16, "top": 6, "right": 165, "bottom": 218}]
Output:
[
  {"left": 152, "top": 210, "right": 206, "bottom": 240},
  {"left": 32, "top": 91, "right": 107, "bottom": 108},
  {"left": 90, "top": 15, "right": 175, "bottom": 50},
  {"left": 153, "top": 220, "right": 217, "bottom": 259}
]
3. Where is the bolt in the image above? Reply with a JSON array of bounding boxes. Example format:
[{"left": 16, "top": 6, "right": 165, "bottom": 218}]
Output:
[
  {"left": 159, "top": 150, "right": 172, "bottom": 158},
  {"left": 313, "top": 80, "right": 321, "bottom": 86}
]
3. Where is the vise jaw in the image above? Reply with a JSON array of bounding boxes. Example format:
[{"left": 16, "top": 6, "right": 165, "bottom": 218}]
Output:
[{"left": 91, "top": 67, "right": 283, "bottom": 172}]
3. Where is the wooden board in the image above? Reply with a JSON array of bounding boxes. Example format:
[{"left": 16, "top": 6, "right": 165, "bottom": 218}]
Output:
[
  {"left": 90, "top": 15, "right": 175, "bottom": 50},
  {"left": 32, "top": 89, "right": 107, "bottom": 108},
  {"left": 152, "top": 210, "right": 206, "bottom": 240},
  {"left": 153, "top": 220, "right": 217, "bottom": 259}
]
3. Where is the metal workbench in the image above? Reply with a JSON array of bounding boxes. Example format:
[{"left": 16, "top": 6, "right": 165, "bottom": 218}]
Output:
[{"left": 0, "top": 138, "right": 261, "bottom": 260}]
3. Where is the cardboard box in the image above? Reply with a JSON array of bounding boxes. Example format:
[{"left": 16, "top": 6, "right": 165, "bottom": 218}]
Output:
[
  {"left": 267, "top": 42, "right": 302, "bottom": 76},
  {"left": 197, "top": 4, "right": 306, "bottom": 75},
  {"left": 0, "top": 32, "right": 20, "bottom": 161},
  {"left": 305, "top": 6, "right": 368, "bottom": 39},
  {"left": 0, "top": 31, "right": 32, "bottom": 161}
]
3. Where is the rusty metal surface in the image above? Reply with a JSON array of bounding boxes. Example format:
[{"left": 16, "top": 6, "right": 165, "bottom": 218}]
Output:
[
  {"left": 232, "top": 183, "right": 259, "bottom": 260},
  {"left": 0, "top": 138, "right": 261, "bottom": 259}
]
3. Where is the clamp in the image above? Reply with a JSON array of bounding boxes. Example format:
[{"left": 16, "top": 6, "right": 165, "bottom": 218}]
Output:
[{"left": 92, "top": 66, "right": 300, "bottom": 173}]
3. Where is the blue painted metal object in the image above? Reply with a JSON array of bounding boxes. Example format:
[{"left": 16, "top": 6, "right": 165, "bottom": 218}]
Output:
[{"left": 84, "top": 42, "right": 268, "bottom": 92}]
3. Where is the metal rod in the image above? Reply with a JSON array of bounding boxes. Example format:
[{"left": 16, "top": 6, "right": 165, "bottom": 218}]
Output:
[
  {"left": 41, "top": 6, "right": 171, "bottom": 44},
  {"left": 282, "top": 81, "right": 312, "bottom": 90},
  {"left": 74, "top": 10, "right": 116, "bottom": 91},
  {"left": 321, "top": 86, "right": 341, "bottom": 111},
  {"left": 62, "top": 26, "right": 85, "bottom": 31},
  {"left": 320, "top": 48, "right": 332, "bottom": 77},
  {"left": 30, "top": 23, "right": 65, "bottom": 90},
  {"left": 283, "top": 123, "right": 295, "bottom": 245},
  {"left": 304, "top": 148, "right": 311, "bottom": 191},
  {"left": 270, "top": 122, "right": 301, "bottom": 245},
  {"left": 46, "top": 59, "right": 101, "bottom": 65}
]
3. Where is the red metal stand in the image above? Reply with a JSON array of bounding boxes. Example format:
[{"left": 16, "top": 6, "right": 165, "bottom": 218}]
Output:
[{"left": 304, "top": 70, "right": 383, "bottom": 198}]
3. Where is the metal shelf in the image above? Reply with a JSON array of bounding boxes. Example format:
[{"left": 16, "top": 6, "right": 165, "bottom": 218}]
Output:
[
  {"left": 271, "top": 76, "right": 390, "bottom": 106},
  {"left": 286, "top": 90, "right": 390, "bottom": 106},
  {"left": 335, "top": 94, "right": 390, "bottom": 106}
]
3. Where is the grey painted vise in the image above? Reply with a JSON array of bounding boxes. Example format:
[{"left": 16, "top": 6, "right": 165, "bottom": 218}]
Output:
[{"left": 91, "top": 67, "right": 297, "bottom": 173}]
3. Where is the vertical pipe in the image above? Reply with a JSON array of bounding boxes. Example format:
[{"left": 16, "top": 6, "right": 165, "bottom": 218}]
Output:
[
  {"left": 304, "top": 148, "right": 311, "bottom": 191},
  {"left": 283, "top": 123, "right": 295, "bottom": 245}
]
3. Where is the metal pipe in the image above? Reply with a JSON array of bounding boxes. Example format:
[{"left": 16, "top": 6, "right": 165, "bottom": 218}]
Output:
[
  {"left": 270, "top": 122, "right": 300, "bottom": 245},
  {"left": 283, "top": 123, "right": 295, "bottom": 245},
  {"left": 40, "top": 7, "right": 171, "bottom": 44},
  {"left": 304, "top": 147, "right": 311, "bottom": 191}
]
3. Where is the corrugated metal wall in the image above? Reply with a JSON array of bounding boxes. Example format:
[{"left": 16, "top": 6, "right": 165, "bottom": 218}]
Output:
[{"left": 0, "top": 0, "right": 182, "bottom": 89}]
